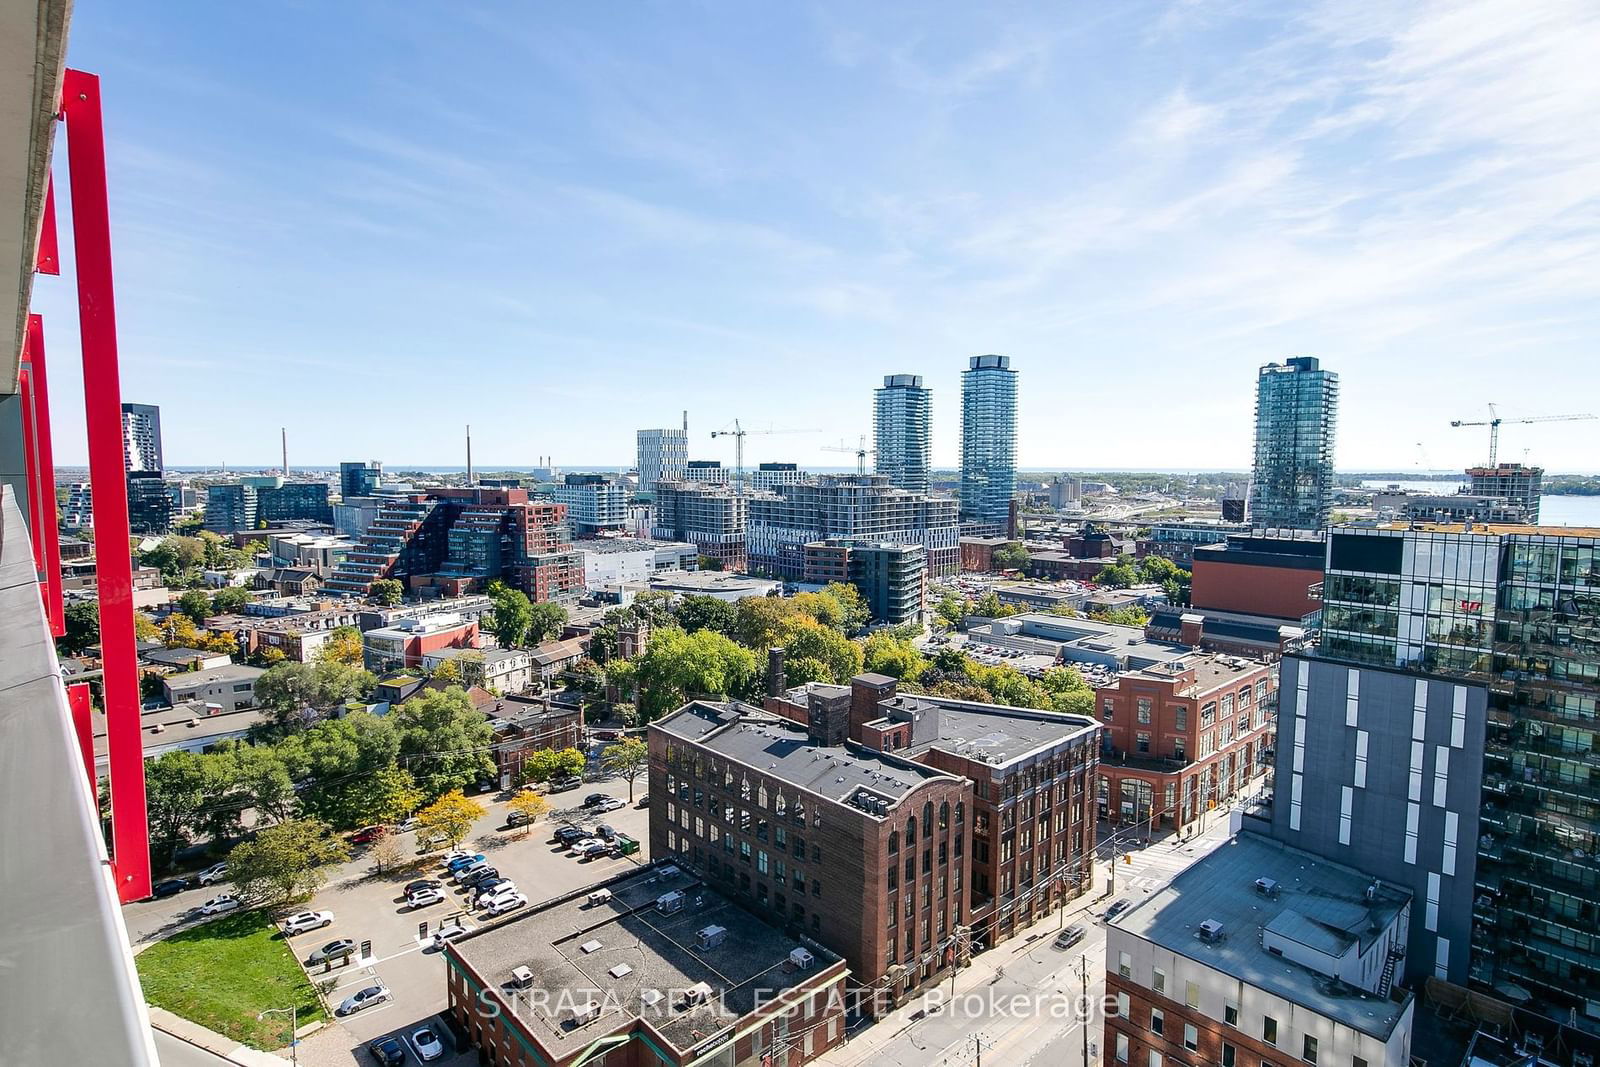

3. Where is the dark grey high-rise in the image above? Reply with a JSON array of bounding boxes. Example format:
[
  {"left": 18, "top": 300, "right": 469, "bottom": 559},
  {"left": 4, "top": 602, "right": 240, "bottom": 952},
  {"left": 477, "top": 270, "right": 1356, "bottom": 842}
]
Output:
[
  {"left": 1248, "top": 356, "right": 1337, "bottom": 530},
  {"left": 120, "top": 403, "right": 162, "bottom": 474},
  {"left": 873, "top": 374, "right": 931, "bottom": 493},
  {"left": 959, "top": 355, "right": 1016, "bottom": 525}
]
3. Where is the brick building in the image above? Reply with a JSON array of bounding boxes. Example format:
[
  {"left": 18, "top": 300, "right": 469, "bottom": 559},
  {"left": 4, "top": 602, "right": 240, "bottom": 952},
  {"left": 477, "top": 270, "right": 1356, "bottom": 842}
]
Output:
[
  {"left": 650, "top": 700, "right": 973, "bottom": 1014},
  {"left": 1093, "top": 655, "right": 1276, "bottom": 834},
  {"left": 486, "top": 695, "right": 584, "bottom": 785},
  {"left": 361, "top": 612, "right": 479, "bottom": 672},
  {"left": 959, "top": 535, "right": 1015, "bottom": 572},
  {"left": 1189, "top": 532, "right": 1324, "bottom": 621},
  {"left": 445, "top": 864, "right": 848, "bottom": 1067},
  {"left": 1105, "top": 833, "right": 1414, "bottom": 1067}
]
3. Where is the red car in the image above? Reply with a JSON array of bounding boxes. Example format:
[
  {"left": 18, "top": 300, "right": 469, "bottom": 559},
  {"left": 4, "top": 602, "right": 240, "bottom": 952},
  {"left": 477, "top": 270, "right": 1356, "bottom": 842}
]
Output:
[{"left": 351, "top": 825, "right": 387, "bottom": 845}]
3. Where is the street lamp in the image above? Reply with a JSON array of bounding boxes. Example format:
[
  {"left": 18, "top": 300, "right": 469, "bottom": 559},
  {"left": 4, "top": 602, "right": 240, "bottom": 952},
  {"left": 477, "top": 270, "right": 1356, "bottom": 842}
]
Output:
[{"left": 257, "top": 1006, "right": 298, "bottom": 1067}]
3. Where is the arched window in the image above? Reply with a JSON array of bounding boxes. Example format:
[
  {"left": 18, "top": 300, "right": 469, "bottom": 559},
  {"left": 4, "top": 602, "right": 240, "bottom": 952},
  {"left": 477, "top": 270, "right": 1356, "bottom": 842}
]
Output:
[
  {"left": 939, "top": 802, "right": 950, "bottom": 830},
  {"left": 740, "top": 777, "right": 751, "bottom": 800},
  {"left": 888, "top": 831, "right": 899, "bottom": 855},
  {"left": 955, "top": 802, "right": 965, "bottom": 825},
  {"left": 758, "top": 784, "right": 768, "bottom": 808},
  {"left": 907, "top": 817, "right": 917, "bottom": 841},
  {"left": 922, "top": 802, "right": 934, "bottom": 836},
  {"left": 775, "top": 793, "right": 787, "bottom": 816}
]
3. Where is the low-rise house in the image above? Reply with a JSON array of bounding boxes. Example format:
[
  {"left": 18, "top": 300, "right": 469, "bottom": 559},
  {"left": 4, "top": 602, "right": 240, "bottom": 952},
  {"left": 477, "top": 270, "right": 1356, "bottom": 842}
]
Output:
[
  {"left": 161, "top": 663, "right": 266, "bottom": 713},
  {"left": 139, "top": 647, "right": 234, "bottom": 672},
  {"left": 421, "top": 646, "right": 535, "bottom": 694},
  {"left": 90, "top": 700, "right": 266, "bottom": 772},
  {"left": 362, "top": 612, "right": 479, "bottom": 673},
  {"left": 486, "top": 695, "right": 584, "bottom": 784},
  {"left": 252, "top": 566, "right": 321, "bottom": 597},
  {"left": 528, "top": 637, "right": 589, "bottom": 686}
]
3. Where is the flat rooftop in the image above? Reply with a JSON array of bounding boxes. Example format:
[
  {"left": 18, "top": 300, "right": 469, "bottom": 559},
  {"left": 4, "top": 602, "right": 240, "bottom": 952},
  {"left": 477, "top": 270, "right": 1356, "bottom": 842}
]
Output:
[
  {"left": 448, "top": 865, "right": 842, "bottom": 1053},
  {"left": 1112, "top": 833, "right": 1412, "bottom": 1040},
  {"left": 91, "top": 701, "right": 265, "bottom": 761},
  {"left": 877, "top": 694, "right": 1098, "bottom": 765},
  {"left": 1118, "top": 652, "right": 1269, "bottom": 690},
  {"left": 164, "top": 663, "right": 264, "bottom": 685},
  {"left": 648, "top": 572, "right": 778, "bottom": 591},
  {"left": 577, "top": 537, "right": 694, "bottom": 555},
  {"left": 1358, "top": 522, "right": 1600, "bottom": 538},
  {"left": 655, "top": 702, "right": 951, "bottom": 808}
]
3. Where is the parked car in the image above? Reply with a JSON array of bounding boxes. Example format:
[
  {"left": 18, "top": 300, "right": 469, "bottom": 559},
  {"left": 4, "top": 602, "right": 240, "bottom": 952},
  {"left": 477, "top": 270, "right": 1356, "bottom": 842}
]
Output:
[
  {"left": 368, "top": 1036, "right": 407, "bottom": 1067},
  {"left": 307, "top": 938, "right": 356, "bottom": 965},
  {"left": 583, "top": 792, "right": 609, "bottom": 808},
  {"left": 553, "top": 826, "right": 585, "bottom": 848},
  {"left": 335, "top": 983, "right": 391, "bottom": 1016},
  {"left": 506, "top": 809, "right": 534, "bottom": 827},
  {"left": 594, "top": 798, "right": 625, "bottom": 813},
  {"left": 1103, "top": 898, "right": 1131, "bottom": 922},
  {"left": 569, "top": 837, "right": 602, "bottom": 854},
  {"left": 473, "top": 878, "right": 512, "bottom": 902},
  {"left": 484, "top": 892, "right": 529, "bottom": 917},
  {"left": 196, "top": 862, "right": 228, "bottom": 886},
  {"left": 407, "top": 886, "right": 446, "bottom": 909},
  {"left": 280, "top": 910, "right": 334, "bottom": 935},
  {"left": 198, "top": 894, "right": 240, "bottom": 916},
  {"left": 458, "top": 865, "right": 500, "bottom": 887},
  {"left": 426, "top": 924, "right": 474, "bottom": 950},
  {"left": 150, "top": 878, "right": 191, "bottom": 899},
  {"left": 404, "top": 878, "right": 441, "bottom": 895},
  {"left": 393, "top": 816, "right": 419, "bottom": 833},
  {"left": 1053, "top": 923, "right": 1087, "bottom": 949},
  {"left": 443, "top": 853, "right": 486, "bottom": 873},
  {"left": 351, "top": 825, "right": 386, "bottom": 844},
  {"left": 594, "top": 824, "right": 617, "bottom": 840},
  {"left": 547, "top": 776, "right": 581, "bottom": 793},
  {"left": 412, "top": 1025, "right": 446, "bottom": 1061},
  {"left": 636, "top": 793, "right": 649, "bottom": 808},
  {"left": 580, "top": 841, "right": 612, "bottom": 861}
]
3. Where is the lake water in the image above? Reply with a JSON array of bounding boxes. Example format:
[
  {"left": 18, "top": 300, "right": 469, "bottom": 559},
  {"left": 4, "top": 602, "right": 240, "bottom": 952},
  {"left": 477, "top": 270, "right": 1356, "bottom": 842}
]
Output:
[{"left": 1358, "top": 480, "right": 1600, "bottom": 527}]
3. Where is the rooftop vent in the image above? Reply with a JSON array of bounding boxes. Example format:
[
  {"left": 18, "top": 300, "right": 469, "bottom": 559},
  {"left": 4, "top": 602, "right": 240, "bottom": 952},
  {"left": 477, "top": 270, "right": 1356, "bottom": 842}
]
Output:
[
  {"left": 587, "top": 889, "right": 613, "bottom": 906},
  {"left": 696, "top": 925, "right": 728, "bottom": 949},
  {"left": 640, "top": 988, "right": 664, "bottom": 1008},
  {"left": 790, "top": 947, "right": 815, "bottom": 969},
  {"left": 573, "top": 1000, "right": 602, "bottom": 1025},
  {"left": 679, "top": 982, "right": 714, "bottom": 1010},
  {"left": 580, "top": 939, "right": 603, "bottom": 954},
  {"left": 608, "top": 964, "right": 633, "bottom": 979},
  {"left": 509, "top": 965, "right": 535, "bottom": 988},
  {"left": 1254, "top": 877, "right": 1280, "bottom": 899},
  {"left": 1196, "top": 919, "right": 1226, "bottom": 942},
  {"left": 656, "top": 891, "right": 685, "bottom": 914}
]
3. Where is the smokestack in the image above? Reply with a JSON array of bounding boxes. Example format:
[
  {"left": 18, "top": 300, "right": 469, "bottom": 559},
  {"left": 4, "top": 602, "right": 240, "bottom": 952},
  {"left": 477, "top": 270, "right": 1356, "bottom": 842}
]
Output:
[
  {"left": 466, "top": 424, "right": 473, "bottom": 486},
  {"left": 682, "top": 410, "right": 688, "bottom": 433},
  {"left": 281, "top": 428, "right": 288, "bottom": 476},
  {"left": 766, "top": 647, "right": 786, "bottom": 699}
]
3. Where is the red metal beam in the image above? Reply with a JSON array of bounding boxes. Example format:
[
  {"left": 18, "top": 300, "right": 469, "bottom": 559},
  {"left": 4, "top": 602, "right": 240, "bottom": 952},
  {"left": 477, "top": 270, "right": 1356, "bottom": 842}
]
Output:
[
  {"left": 17, "top": 361, "right": 44, "bottom": 575},
  {"left": 36, "top": 177, "right": 60, "bottom": 275},
  {"left": 61, "top": 68, "right": 150, "bottom": 903},
  {"left": 25, "top": 315, "right": 65, "bottom": 636},
  {"left": 68, "top": 682, "right": 96, "bottom": 800}
]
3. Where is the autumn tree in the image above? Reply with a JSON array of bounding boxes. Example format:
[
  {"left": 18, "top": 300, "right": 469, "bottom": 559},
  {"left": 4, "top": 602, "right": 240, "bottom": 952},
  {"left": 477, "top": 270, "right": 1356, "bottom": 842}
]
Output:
[
  {"left": 414, "top": 789, "right": 486, "bottom": 850},
  {"left": 228, "top": 818, "right": 350, "bottom": 907},
  {"left": 316, "top": 625, "right": 363, "bottom": 667},
  {"left": 506, "top": 792, "right": 550, "bottom": 836}
]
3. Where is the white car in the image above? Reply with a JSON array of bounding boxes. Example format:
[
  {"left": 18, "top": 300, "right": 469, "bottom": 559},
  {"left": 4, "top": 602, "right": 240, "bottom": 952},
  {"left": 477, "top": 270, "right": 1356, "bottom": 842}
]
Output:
[
  {"left": 477, "top": 883, "right": 519, "bottom": 908},
  {"left": 427, "top": 924, "right": 474, "bottom": 950},
  {"left": 408, "top": 886, "right": 446, "bottom": 908},
  {"left": 197, "top": 862, "right": 228, "bottom": 886},
  {"left": 570, "top": 837, "right": 601, "bottom": 854},
  {"left": 484, "top": 892, "right": 528, "bottom": 917},
  {"left": 411, "top": 1025, "right": 446, "bottom": 1061},
  {"left": 595, "top": 798, "right": 626, "bottom": 813},
  {"left": 280, "top": 910, "right": 333, "bottom": 935},
  {"left": 452, "top": 861, "right": 490, "bottom": 883},
  {"left": 335, "top": 982, "right": 391, "bottom": 1016},
  {"left": 198, "top": 894, "right": 240, "bottom": 916}
]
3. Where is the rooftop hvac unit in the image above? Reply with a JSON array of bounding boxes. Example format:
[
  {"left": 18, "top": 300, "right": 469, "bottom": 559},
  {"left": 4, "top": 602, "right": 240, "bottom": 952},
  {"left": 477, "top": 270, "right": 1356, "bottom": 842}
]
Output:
[
  {"left": 640, "top": 988, "right": 664, "bottom": 1008},
  {"left": 790, "top": 947, "right": 815, "bottom": 969},
  {"left": 1254, "top": 877, "right": 1280, "bottom": 898},
  {"left": 679, "top": 982, "right": 714, "bottom": 1009},
  {"left": 587, "top": 889, "right": 613, "bottom": 906},
  {"left": 573, "top": 1001, "right": 602, "bottom": 1025},
  {"left": 1197, "top": 920, "right": 1226, "bottom": 942},
  {"left": 696, "top": 925, "right": 728, "bottom": 949},
  {"left": 656, "top": 891, "right": 685, "bottom": 914},
  {"left": 509, "top": 965, "right": 535, "bottom": 988},
  {"left": 657, "top": 865, "right": 680, "bottom": 880}
]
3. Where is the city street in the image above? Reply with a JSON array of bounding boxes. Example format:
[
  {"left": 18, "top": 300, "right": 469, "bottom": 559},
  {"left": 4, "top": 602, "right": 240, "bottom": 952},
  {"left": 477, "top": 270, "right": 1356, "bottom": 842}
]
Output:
[
  {"left": 818, "top": 812, "right": 1237, "bottom": 1067},
  {"left": 126, "top": 774, "right": 653, "bottom": 1064}
]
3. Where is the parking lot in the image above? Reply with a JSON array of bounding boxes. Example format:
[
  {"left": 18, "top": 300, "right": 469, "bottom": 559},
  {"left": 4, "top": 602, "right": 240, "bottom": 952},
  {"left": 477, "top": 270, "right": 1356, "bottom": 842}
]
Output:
[{"left": 128, "top": 774, "right": 654, "bottom": 1064}]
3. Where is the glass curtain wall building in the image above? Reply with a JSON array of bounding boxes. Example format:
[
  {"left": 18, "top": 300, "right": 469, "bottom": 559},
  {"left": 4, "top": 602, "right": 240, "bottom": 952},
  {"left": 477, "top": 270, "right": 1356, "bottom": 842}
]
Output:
[
  {"left": 1317, "top": 523, "right": 1600, "bottom": 1017},
  {"left": 959, "top": 355, "right": 1016, "bottom": 525},
  {"left": 873, "top": 373, "right": 931, "bottom": 493},
  {"left": 1249, "top": 357, "right": 1338, "bottom": 530},
  {"left": 637, "top": 427, "right": 688, "bottom": 494}
]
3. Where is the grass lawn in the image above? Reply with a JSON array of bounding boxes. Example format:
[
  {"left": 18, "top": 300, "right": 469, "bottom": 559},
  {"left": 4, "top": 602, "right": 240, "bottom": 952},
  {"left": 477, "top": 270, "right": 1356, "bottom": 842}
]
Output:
[{"left": 136, "top": 909, "right": 326, "bottom": 1049}]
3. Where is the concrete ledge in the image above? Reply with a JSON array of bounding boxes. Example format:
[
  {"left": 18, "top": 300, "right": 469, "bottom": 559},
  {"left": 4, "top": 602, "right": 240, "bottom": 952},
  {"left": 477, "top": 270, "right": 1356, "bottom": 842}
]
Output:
[{"left": 146, "top": 1006, "right": 291, "bottom": 1065}]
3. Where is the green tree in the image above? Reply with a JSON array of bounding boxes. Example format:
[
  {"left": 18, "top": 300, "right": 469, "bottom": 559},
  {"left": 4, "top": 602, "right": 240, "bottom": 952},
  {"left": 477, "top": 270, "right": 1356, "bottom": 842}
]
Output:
[
  {"left": 992, "top": 542, "right": 1030, "bottom": 571},
  {"left": 931, "top": 646, "right": 969, "bottom": 676},
  {"left": 1038, "top": 665, "right": 1097, "bottom": 716},
  {"left": 1096, "top": 558, "right": 1139, "bottom": 589},
  {"left": 391, "top": 687, "right": 496, "bottom": 798},
  {"left": 934, "top": 594, "right": 967, "bottom": 630},
  {"left": 60, "top": 601, "right": 101, "bottom": 656},
  {"left": 256, "top": 660, "right": 377, "bottom": 729},
  {"left": 227, "top": 818, "right": 350, "bottom": 907},
  {"left": 197, "top": 530, "right": 231, "bottom": 569},
  {"left": 602, "top": 737, "right": 649, "bottom": 801},
  {"left": 414, "top": 789, "right": 486, "bottom": 850},
  {"left": 489, "top": 584, "right": 535, "bottom": 647},
  {"left": 784, "top": 619, "right": 865, "bottom": 683},
  {"left": 211, "top": 585, "right": 253, "bottom": 614},
  {"left": 526, "top": 601, "right": 568, "bottom": 645},
  {"left": 734, "top": 596, "right": 793, "bottom": 652},
  {"left": 676, "top": 595, "right": 737, "bottom": 637},
  {"left": 369, "top": 578, "right": 404, "bottom": 606},
  {"left": 860, "top": 632, "right": 926, "bottom": 682},
  {"left": 276, "top": 712, "right": 408, "bottom": 828},
  {"left": 783, "top": 655, "right": 832, "bottom": 685},
  {"left": 820, "top": 583, "right": 872, "bottom": 632},
  {"left": 176, "top": 588, "right": 214, "bottom": 625},
  {"left": 972, "top": 592, "right": 1020, "bottom": 619},
  {"left": 523, "top": 746, "right": 586, "bottom": 784},
  {"left": 636, "top": 627, "right": 758, "bottom": 720},
  {"left": 1089, "top": 606, "right": 1151, "bottom": 627},
  {"left": 144, "top": 750, "right": 211, "bottom": 868}
]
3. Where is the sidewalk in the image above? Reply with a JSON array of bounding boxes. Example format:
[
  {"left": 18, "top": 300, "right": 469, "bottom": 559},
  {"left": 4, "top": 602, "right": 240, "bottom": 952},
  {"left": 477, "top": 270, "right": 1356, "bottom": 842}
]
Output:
[{"left": 147, "top": 1006, "right": 301, "bottom": 1065}]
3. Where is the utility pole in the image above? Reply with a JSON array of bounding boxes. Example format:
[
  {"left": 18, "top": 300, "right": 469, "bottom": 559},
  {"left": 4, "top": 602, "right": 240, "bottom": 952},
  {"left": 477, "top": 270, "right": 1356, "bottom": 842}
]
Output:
[{"left": 1079, "top": 954, "right": 1091, "bottom": 1067}]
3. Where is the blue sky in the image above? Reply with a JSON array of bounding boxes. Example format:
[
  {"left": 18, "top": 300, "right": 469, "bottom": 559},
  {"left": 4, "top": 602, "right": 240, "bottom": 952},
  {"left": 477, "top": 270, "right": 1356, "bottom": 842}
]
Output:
[{"left": 33, "top": 0, "right": 1600, "bottom": 472}]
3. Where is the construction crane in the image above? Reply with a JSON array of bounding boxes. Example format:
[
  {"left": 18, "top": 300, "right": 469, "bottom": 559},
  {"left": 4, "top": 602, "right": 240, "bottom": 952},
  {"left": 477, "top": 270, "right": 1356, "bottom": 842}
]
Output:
[
  {"left": 822, "top": 435, "right": 876, "bottom": 476},
  {"left": 709, "top": 420, "right": 818, "bottom": 492},
  {"left": 1450, "top": 404, "right": 1595, "bottom": 467}
]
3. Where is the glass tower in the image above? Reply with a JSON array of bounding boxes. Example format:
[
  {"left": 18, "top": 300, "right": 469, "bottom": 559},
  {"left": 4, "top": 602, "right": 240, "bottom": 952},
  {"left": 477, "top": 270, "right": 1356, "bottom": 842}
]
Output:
[
  {"left": 637, "top": 428, "right": 688, "bottom": 494},
  {"left": 1318, "top": 523, "right": 1600, "bottom": 1018},
  {"left": 959, "top": 355, "right": 1016, "bottom": 525},
  {"left": 120, "top": 403, "right": 162, "bottom": 473},
  {"left": 873, "top": 373, "right": 931, "bottom": 493},
  {"left": 1249, "top": 357, "right": 1338, "bottom": 530}
]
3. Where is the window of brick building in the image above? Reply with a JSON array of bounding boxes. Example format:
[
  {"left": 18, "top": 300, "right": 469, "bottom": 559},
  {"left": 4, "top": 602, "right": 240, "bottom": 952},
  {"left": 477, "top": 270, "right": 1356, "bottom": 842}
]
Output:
[
  {"left": 1183, "top": 1024, "right": 1198, "bottom": 1052},
  {"left": 1150, "top": 1008, "right": 1164, "bottom": 1037}
]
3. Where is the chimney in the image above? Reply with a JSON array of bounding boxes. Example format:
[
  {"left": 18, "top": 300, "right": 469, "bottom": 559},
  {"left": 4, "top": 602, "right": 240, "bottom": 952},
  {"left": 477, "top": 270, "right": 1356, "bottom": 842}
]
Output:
[
  {"left": 807, "top": 687, "right": 851, "bottom": 747},
  {"left": 766, "top": 646, "right": 786, "bottom": 699},
  {"left": 1180, "top": 612, "right": 1204, "bottom": 646},
  {"left": 850, "top": 673, "right": 897, "bottom": 741}
]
